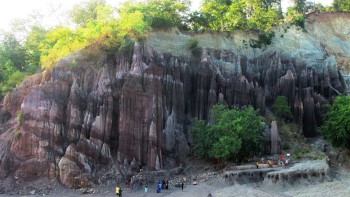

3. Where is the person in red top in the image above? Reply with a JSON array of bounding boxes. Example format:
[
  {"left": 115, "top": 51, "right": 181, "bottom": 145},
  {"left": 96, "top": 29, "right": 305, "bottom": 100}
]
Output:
[{"left": 280, "top": 154, "right": 285, "bottom": 162}]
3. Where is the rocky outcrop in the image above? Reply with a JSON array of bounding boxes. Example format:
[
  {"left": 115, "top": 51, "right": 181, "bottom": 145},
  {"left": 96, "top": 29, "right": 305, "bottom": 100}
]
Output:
[
  {"left": 0, "top": 12, "right": 349, "bottom": 188},
  {"left": 270, "top": 121, "right": 281, "bottom": 154},
  {"left": 263, "top": 159, "right": 329, "bottom": 187}
]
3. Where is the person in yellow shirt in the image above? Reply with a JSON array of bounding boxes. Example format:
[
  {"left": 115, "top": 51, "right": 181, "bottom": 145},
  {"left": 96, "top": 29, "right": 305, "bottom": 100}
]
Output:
[{"left": 116, "top": 186, "right": 122, "bottom": 196}]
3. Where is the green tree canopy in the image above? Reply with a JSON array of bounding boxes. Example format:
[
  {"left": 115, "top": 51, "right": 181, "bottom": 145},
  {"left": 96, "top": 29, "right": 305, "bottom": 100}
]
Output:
[
  {"left": 291, "top": 0, "right": 306, "bottom": 14},
  {"left": 191, "top": 104, "right": 264, "bottom": 161},
  {"left": 333, "top": 0, "right": 350, "bottom": 11},
  {"left": 39, "top": 27, "right": 86, "bottom": 69},
  {"left": 69, "top": 0, "right": 107, "bottom": 27},
  {"left": 199, "top": 0, "right": 282, "bottom": 31},
  {"left": 24, "top": 26, "right": 48, "bottom": 71},
  {"left": 119, "top": 0, "right": 190, "bottom": 29},
  {"left": 0, "top": 31, "right": 41, "bottom": 96},
  {"left": 201, "top": 0, "right": 234, "bottom": 31},
  {"left": 321, "top": 96, "right": 350, "bottom": 149}
]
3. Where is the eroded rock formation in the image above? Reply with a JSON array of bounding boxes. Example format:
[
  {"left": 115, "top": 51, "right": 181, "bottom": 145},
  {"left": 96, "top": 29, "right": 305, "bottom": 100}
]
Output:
[{"left": 0, "top": 12, "right": 349, "bottom": 188}]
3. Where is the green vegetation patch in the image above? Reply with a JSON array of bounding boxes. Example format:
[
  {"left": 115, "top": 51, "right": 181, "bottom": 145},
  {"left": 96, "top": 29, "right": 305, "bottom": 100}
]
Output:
[
  {"left": 249, "top": 31, "right": 275, "bottom": 49},
  {"left": 187, "top": 39, "right": 202, "bottom": 57},
  {"left": 191, "top": 104, "right": 264, "bottom": 161},
  {"left": 15, "top": 130, "right": 22, "bottom": 139},
  {"left": 272, "top": 96, "right": 293, "bottom": 120},
  {"left": 321, "top": 96, "right": 350, "bottom": 150},
  {"left": 16, "top": 111, "right": 23, "bottom": 128}
]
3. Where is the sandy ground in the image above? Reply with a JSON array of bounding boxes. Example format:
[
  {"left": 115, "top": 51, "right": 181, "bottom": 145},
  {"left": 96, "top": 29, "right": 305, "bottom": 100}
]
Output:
[
  {"left": 1, "top": 159, "right": 349, "bottom": 197},
  {"left": 1, "top": 176, "right": 350, "bottom": 197}
]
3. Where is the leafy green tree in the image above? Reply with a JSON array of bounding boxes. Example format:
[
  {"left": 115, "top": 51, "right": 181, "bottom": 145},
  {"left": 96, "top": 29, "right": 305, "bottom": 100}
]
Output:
[
  {"left": 226, "top": 0, "right": 248, "bottom": 30},
  {"left": 286, "top": 6, "right": 305, "bottom": 29},
  {"left": 0, "top": 31, "right": 38, "bottom": 96},
  {"left": 190, "top": 120, "right": 212, "bottom": 157},
  {"left": 209, "top": 135, "right": 242, "bottom": 161},
  {"left": 117, "top": 10, "right": 151, "bottom": 38},
  {"left": 201, "top": 0, "right": 233, "bottom": 31},
  {"left": 185, "top": 11, "right": 209, "bottom": 31},
  {"left": 24, "top": 26, "right": 47, "bottom": 72},
  {"left": 333, "top": 0, "right": 350, "bottom": 11},
  {"left": 291, "top": 0, "right": 306, "bottom": 14},
  {"left": 191, "top": 104, "right": 264, "bottom": 161},
  {"left": 321, "top": 96, "right": 350, "bottom": 149},
  {"left": 39, "top": 27, "right": 86, "bottom": 69},
  {"left": 247, "top": 1, "right": 282, "bottom": 31},
  {"left": 69, "top": 0, "right": 107, "bottom": 27},
  {"left": 120, "top": 0, "right": 190, "bottom": 29},
  {"left": 259, "top": 0, "right": 282, "bottom": 12},
  {"left": 200, "top": 0, "right": 282, "bottom": 32},
  {"left": 0, "top": 33, "right": 26, "bottom": 71},
  {"left": 272, "top": 96, "right": 293, "bottom": 120}
]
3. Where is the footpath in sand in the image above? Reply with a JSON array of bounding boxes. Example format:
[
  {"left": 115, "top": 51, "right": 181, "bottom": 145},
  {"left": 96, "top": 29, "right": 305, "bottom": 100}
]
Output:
[{"left": 4, "top": 159, "right": 350, "bottom": 197}]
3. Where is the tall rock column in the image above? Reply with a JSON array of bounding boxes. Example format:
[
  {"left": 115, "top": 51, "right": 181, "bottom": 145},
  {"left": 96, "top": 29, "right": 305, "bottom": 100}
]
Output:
[
  {"left": 270, "top": 121, "right": 281, "bottom": 154},
  {"left": 303, "top": 88, "right": 316, "bottom": 137}
]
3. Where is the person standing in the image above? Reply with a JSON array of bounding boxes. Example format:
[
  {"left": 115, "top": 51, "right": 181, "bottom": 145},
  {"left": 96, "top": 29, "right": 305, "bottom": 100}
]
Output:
[
  {"left": 267, "top": 160, "right": 272, "bottom": 168},
  {"left": 157, "top": 182, "right": 162, "bottom": 193},
  {"left": 116, "top": 186, "right": 122, "bottom": 196},
  {"left": 255, "top": 161, "right": 259, "bottom": 169},
  {"left": 181, "top": 181, "right": 184, "bottom": 191},
  {"left": 144, "top": 182, "right": 148, "bottom": 193}
]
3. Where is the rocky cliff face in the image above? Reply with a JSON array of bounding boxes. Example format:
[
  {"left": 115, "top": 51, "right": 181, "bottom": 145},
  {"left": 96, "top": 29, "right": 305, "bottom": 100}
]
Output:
[{"left": 0, "top": 12, "right": 349, "bottom": 188}]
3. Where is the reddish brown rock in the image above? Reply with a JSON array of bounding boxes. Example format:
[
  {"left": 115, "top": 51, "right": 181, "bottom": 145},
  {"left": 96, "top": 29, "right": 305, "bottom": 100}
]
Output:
[{"left": 0, "top": 15, "right": 348, "bottom": 189}]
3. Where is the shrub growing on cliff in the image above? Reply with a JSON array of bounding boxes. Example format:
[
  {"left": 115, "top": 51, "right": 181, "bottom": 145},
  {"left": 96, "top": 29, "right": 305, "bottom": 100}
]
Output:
[
  {"left": 291, "top": 14, "right": 305, "bottom": 30},
  {"left": 187, "top": 39, "right": 202, "bottom": 57},
  {"left": 272, "top": 96, "right": 293, "bottom": 120},
  {"left": 15, "top": 130, "right": 22, "bottom": 139},
  {"left": 16, "top": 111, "right": 23, "bottom": 128},
  {"left": 190, "top": 104, "right": 264, "bottom": 161},
  {"left": 321, "top": 96, "right": 350, "bottom": 149},
  {"left": 249, "top": 31, "right": 275, "bottom": 49}
]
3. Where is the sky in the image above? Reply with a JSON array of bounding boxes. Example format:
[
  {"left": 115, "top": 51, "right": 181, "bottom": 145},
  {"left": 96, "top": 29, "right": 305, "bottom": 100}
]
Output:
[{"left": 0, "top": 0, "right": 334, "bottom": 31}]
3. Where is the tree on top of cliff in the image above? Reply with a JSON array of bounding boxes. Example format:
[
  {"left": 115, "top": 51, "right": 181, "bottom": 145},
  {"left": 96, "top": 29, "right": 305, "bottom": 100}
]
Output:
[
  {"left": 119, "top": 0, "right": 190, "bottom": 29},
  {"left": 291, "top": 0, "right": 306, "bottom": 14},
  {"left": 0, "top": 29, "right": 42, "bottom": 96},
  {"left": 69, "top": 0, "right": 107, "bottom": 27},
  {"left": 191, "top": 104, "right": 264, "bottom": 161},
  {"left": 333, "top": 0, "right": 350, "bottom": 12},
  {"left": 195, "top": 0, "right": 282, "bottom": 32},
  {"left": 39, "top": 0, "right": 190, "bottom": 69},
  {"left": 321, "top": 96, "right": 350, "bottom": 149}
]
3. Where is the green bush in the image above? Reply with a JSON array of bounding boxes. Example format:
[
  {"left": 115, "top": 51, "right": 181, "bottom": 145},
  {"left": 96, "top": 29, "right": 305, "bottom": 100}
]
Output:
[
  {"left": 293, "top": 146, "right": 311, "bottom": 160},
  {"left": 118, "top": 37, "right": 135, "bottom": 54},
  {"left": 16, "top": 111, "right": 23, "bottom": 128},
  {"left": 272, "top": 96, "right": 293, "bottom": 120},
  {"left": 293, "top": 146, "right": 326, "bottom": 160},
  {"left": 187, "top": 39, "right": 202, "bottom": 57},
  {"left": 283, "top": 143, "right": 291, "bottom": 150},
  {"left": 191, "top": 104, "right": 264, "bottom": 161},
  {"left": 249, "top": 31, "right": 275, "bottom": 49},
  {"left": 291, "top": 14, "right": 305, "bottom": 29},
  {"left": 321, "top": 96, "right": 350, "bottom": 149},
  {"left": 15, "top": 130, "right": 22, "bottom": 139}
]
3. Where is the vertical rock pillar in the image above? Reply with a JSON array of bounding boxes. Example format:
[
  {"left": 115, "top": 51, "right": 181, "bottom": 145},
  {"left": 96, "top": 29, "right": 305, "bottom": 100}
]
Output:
[{"left": 270, "top": 121, "right": 281, "bottom": 154}]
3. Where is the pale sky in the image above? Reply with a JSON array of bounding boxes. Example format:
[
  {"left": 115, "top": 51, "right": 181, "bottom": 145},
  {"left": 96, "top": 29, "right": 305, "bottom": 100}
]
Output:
[{"left": 0, "top": 0, "right": 334, "bottom": 31}]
